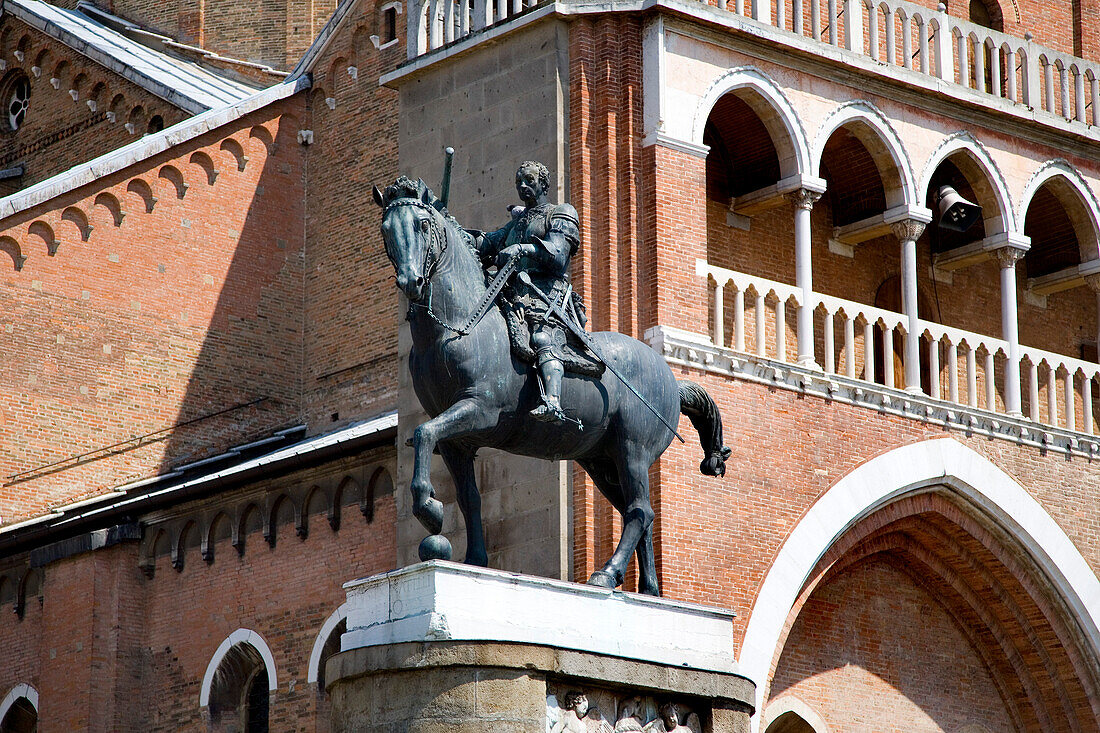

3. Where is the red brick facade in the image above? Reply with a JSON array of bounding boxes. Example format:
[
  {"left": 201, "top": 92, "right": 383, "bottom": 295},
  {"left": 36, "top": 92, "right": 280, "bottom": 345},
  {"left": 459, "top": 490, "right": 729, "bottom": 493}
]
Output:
[{"left": 2, "top": 0, "right": 1100, "bottom": 729}]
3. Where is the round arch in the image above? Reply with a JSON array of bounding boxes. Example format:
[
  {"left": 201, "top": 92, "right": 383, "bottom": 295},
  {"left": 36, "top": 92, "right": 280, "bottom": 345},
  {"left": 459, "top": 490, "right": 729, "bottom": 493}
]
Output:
[
  {"left": 1018, "top": 159, "right": 1100, "bottom": 263},
  {"left": 199, "top": 628, "right": 278, "bottom": 708},
  {"left": 812, "top": 101, "right": 916, "bottom": 207},
  {"left": 763, "top": 695, "right": 831, "bottom": 733},
  {"left": 691, "top": 66, "right": 812, "bottom": 178},
  {"left": 307, "top": 602, "right": 349, "bottom": 685},
  {"left": 738, "top": 437, "right": 1100, "bottom": 731},
  {"left": 0, "top": 683, "right": 37, "bottom": 720},
  {"left": 919, "top": 131, "right": 1016, "bottom": 235}
]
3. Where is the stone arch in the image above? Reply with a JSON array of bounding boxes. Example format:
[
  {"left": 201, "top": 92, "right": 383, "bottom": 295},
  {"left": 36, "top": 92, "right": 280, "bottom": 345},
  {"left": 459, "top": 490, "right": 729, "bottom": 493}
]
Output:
[
  {"left": 93, "top": 191, "right": 124, "bottom": 227},
  {"left": 299, "top": 485, "right": 329, "bottom": 539},
  {"left": 248, "top": 124, "right": 274, "bottom": 154},
  {"left": 0, "top": 235, "right": 25, "bottom": 270},
  {"left": 219, "top": 137, "right": 248, "bottom": 172},
  {"left": 61, "top": 206, "right": 91, "bottom": 242},
  {"left": 126, "top": 105, "right": 144, "bottom": 135},
  {"left": 763, "top": 696, "right": 830, "bottom": 733},
  {"left": 235, "top": 502, "right": 263, "bottom": 555},
  {"left": 203, "top": 511, "right": 233, "bottom": 563},
  {"left": 69, "top": 71, "right": 87, "bottom": 100},
  {"left": 27, "top": 220, "right": 56, "bottom": 256},
  {"left": 15, "top": 568, "right": 41, "bottom": 619},
  {"left": 0, "top": 683, "right": 38, "bottom": 732},
  {"left": 86, "top": 81, "right": 105, "bottom": 113},
  {"left": 364, "top": 466, "right": 393, "bottom": 522},
  {"left": 1018, "top": 159, "right": 1100, "bottom": 265},
  {"left": 812, "top": 101, "right": 915, "bottom": 207},
  {"left": 266, "top": 493, "right": 296, "bottom": 547},
  {"left": 173, "top": 520, "right": 199, "bottom": 571},
  {"left": 158, "top": 165, "right": 188, "bottom": 199},
  {"left": 125, "top": 178, "right": 156, "bottom": 213},
  {"left": 739, "top": 438, "right": 1100, "bottom": 732},
  {"left": 107, "top": 93, "right": 125, "bottom": 123},
  {"left": 307, "top": 602, "right": 349, "bottom": 686},
  {"left": 199, "top": 629, "right": 278, "bottom": 721},
  {"left": 140, "top": 526, "right": 170, "bottom": 577},
  {"left": 188, "top": 151, "right": 217, "bottom": 185},
  {"left": 919, "top": 131, "right": 1015, "bottom": 235},
  {"left": 691, "top": 66, "right": 811, "bottom": 177},
  {"left": 49, "top": 60, "right": 69, "bottom": 90},
  {"left": 31, "top": 47, "right": 50, "bottom": 77}
]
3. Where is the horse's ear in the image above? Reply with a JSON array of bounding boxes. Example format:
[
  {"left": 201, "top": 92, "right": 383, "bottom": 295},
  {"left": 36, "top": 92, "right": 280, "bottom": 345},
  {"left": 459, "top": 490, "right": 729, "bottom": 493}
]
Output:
[
  {"left": 372, "top": 185, "right": 385, "bottom": 208},
  {"left": 418, "top": 179, "right": 432, "bottom": 205}
]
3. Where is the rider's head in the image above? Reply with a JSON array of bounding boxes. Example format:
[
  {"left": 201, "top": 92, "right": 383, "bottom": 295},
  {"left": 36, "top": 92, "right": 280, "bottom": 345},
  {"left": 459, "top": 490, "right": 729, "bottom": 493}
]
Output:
[{"left": 515, "top": 161, "right": 550, "bottom": 206}]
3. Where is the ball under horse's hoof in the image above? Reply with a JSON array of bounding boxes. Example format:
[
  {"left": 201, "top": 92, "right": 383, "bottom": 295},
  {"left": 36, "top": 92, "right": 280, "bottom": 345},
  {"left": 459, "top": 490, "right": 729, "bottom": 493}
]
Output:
[
  {"left": 419, "top": 534, "right": 453, "bottom": 561},
  {"left": 587, "top": 569, "right": 618, "bottom": 589},
  {"left": 414, "top": 497, "right": 444, "bottom": 535}
]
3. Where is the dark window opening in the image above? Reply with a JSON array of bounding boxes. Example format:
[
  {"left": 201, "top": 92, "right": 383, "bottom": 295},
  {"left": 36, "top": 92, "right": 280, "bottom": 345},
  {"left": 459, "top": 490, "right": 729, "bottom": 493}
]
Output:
[
  {"left": 147, "top": 115, "right": 164, "bottom": 134},
  {"left": 0, "top": 697, "right": 37, "bottom": 733},
  {"left": 245, "top": 668, "right": 269, "bottom": 733},
  {"left": 384, "top": 7, "right": 397, "bottom": 42}
]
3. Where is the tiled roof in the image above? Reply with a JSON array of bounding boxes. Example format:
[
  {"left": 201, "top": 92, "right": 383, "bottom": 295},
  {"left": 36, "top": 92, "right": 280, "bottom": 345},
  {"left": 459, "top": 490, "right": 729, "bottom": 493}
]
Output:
[{"left": 6, "top": 0, "right": 265, "bottom": 113}]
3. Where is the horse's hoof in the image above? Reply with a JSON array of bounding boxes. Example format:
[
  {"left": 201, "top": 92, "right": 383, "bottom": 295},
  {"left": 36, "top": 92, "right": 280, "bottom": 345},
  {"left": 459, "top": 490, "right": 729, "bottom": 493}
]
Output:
[
  {"left": 587, "top": 570, "right": 618, "bottom": 589},
  {"left": 414, "top": 497, "right": 444, "bottom": 535}
]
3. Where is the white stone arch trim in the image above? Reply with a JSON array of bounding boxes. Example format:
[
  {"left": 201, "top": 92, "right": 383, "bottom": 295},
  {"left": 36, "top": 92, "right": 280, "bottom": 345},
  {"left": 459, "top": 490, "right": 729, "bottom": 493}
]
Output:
[
  {"left": 691, "top": 66, "right": 812, "bottom": 177},
  {"left": 1018, "top": 159, "right": 1100, "bottom": 262},
  {"left": 762, "top": 695, "right": 831, "bottom": 733},
  {"left": 918, "top": 131, "right": 1017, "bottom": 234},
  {"left": 738, "top": 437, "right": 1100, "bottom": 733},
  {"left": 0, "top": 683, "right": 38, "bottom": 719},
  {"left": 199, "top": 628, "right": 278, "bottom": 707},
  {"left": 812, "top": 100, "right": 917, "bottom": 207},
  {"left": 307, "top": 602, "right": 349, "bottom": 684}
]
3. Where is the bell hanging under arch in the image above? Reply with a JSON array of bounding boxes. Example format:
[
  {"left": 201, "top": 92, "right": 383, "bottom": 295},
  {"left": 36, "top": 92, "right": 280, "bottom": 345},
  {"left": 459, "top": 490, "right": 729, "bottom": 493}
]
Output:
[{"left": 935, "top": 185, "right": 982, "bottom": 233}]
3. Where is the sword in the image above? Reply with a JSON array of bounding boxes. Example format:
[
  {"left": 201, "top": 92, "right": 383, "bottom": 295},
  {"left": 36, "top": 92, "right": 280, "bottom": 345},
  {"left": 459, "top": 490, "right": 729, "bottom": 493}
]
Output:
[{"left": 517, "top": 271, "right": 685, "bottom": 443}]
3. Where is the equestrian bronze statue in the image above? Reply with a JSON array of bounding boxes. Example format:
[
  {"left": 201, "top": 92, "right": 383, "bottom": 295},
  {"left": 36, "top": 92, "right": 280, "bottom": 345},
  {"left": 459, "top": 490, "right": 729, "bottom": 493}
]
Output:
[{"left": 373, "top": 161, "right": 730, "bottom": 595}]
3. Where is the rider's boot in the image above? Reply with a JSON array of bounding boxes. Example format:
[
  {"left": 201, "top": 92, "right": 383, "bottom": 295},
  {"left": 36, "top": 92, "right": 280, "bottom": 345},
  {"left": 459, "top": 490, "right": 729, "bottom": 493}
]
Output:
[{"left": 530, "top": 331, "right": 566, "bottom": 423}]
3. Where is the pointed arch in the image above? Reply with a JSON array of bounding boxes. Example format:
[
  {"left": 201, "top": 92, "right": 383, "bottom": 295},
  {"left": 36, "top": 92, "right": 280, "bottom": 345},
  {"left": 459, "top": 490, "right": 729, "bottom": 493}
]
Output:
[
  {"left": 763, "top": 696, "right": 831, "bottom": 733},
  {"left": 812, "top": 101, "right": 916, "bottom": 207},
  {"left": 919, "top": 131, "right": 1015, "bottom": 234},
  {"left": 1018, "top": 159, "right": 1100, "bottom": 263},
  {"left": 199, "top": 628, "right": 278, "bottom": 708},
  {"left": 0, "top": 683, "right": 38, "bottom": 724},
  {"left": 692, "top": 66, "right": 811, "bottom": 178},
  {"left": 739, "top": 438, "right": 1100, "bottom": 731},
  {"left": 307, "top": 602, "right": 350, "bottom": 685}
]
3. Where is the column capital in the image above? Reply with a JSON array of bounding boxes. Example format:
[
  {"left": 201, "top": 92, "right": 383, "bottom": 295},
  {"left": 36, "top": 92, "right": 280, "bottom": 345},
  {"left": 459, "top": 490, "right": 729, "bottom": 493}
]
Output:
[
  {"left": 788, "top": 188, "right": 822, "bottom": 210},
  {"left": 890, "top": 218, "right": 926, "bottom": 243},
  {"left": 993, "top": 245, "right": 1027, "bottom": 268},
  {"left": 1085, "top": 273, "right": 1100, "bottom": 293}
]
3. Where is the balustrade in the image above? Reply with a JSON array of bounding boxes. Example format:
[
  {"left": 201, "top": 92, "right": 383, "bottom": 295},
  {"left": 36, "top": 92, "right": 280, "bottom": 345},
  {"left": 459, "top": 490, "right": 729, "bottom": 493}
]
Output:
[
  {"left": 699, "top": 260, "right": 1100, "bottom": 437},
  {"left": 405, "top": 0, "right": 1100, "bottom": 134}
]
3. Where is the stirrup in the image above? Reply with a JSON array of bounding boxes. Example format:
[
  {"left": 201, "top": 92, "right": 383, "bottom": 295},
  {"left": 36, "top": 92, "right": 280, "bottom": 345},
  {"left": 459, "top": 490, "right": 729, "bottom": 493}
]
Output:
[{"left": 530, "top": 398, "right": 566, "bottom": 423}]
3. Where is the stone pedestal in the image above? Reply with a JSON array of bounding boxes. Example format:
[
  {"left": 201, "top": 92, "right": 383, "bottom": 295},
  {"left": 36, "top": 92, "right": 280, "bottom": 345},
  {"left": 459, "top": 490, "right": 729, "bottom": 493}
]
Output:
[{"left": 326, "top": 562, "right": 755, "bottom": 732}]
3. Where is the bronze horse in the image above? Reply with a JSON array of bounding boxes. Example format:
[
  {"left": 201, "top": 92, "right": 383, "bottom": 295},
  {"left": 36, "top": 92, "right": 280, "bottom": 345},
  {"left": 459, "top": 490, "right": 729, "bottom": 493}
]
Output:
[{"left": 375, "top": 177, "right": 729, "bottom": 595}]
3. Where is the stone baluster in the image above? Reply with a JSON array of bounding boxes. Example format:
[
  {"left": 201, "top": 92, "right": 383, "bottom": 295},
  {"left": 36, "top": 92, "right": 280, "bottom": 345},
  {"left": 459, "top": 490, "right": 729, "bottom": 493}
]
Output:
[
  {"left": 995, "top": 245, "right": 1027, "bottom": 416},
  {"left": 891, "top": 219, "right": 926, "bottom": 393},
  {"left": 790, "top": 188, "right": 823, "bottom": 367}
]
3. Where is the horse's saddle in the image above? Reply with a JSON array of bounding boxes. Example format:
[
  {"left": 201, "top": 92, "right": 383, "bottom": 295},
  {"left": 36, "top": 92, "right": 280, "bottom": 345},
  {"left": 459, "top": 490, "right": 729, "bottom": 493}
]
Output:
[{"left": 500, "top": 296, "right": 605, "bottom": 377}]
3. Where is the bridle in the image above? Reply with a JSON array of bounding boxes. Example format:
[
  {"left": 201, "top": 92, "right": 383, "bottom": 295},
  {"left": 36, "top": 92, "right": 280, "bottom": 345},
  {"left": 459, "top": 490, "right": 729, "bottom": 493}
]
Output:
[
  {"left": 384, "top": 198, "right": 450, "bottom": 286},
  {"left": 384, "top": 198, "right": 483, "bottom": 335}
]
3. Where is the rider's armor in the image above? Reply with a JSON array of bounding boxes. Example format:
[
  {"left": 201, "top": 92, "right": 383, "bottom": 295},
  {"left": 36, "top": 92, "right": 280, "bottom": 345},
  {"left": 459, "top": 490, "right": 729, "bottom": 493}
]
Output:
[{"left": 479, "top": 202, "right": 582, "bottom": 422}]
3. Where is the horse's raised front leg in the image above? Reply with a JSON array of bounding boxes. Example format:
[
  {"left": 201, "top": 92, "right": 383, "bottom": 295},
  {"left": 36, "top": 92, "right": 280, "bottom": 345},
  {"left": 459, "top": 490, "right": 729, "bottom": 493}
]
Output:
[
  {"left": 590, "top": 449, "right": 655, "bottom": 593},
  {"left": 410, "top": 399, "right": 496, "bottom": 535},
  {"left": 437, "top": 443, "right": 488, "bottom": 566}
]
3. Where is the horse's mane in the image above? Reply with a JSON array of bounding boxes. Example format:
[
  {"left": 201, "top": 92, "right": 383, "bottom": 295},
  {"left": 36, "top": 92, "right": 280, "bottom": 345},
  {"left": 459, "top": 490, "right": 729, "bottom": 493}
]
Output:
[{"left": 382, "top": 176, "right": 446, "bottom": 212}]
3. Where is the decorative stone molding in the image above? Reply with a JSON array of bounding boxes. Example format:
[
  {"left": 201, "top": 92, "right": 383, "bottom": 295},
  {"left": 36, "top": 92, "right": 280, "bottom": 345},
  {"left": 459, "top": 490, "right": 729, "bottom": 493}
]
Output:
[
  {"left": 889, "top": 218, "right": 926, "bottom": 243},
  {"left": 547, "top": 685, "right": 703, "bottom": 732},
  {"left": 994, "top": 245, "right": 1027, "bottom": 268},
  {"left": 787, "top": 188, "right": 821, "bottom": 211}
]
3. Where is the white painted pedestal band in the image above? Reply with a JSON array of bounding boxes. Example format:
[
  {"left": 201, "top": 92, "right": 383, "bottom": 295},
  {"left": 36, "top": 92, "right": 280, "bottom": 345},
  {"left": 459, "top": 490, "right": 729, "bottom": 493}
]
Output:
[{"left": 341, "top": 561, "right": 738, "bottom": 673}]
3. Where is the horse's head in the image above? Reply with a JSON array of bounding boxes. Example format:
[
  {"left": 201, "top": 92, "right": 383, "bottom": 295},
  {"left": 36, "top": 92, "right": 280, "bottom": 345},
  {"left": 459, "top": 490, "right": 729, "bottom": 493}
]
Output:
[{"left": 373, "top": 176, "right": 448, "bottom": 303}]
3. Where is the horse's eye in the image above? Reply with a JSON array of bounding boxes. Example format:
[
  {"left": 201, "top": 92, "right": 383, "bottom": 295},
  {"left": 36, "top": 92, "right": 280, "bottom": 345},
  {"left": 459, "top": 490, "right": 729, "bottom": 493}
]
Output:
[{"left": 420, "top": 219, "right": 430, "bottom": 232}]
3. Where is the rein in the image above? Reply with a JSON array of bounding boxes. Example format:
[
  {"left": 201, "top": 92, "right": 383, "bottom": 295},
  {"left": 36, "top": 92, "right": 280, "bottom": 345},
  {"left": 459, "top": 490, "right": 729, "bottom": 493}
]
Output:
[{"left": 385, "top": 198, "right": 499, "bottom": 336}]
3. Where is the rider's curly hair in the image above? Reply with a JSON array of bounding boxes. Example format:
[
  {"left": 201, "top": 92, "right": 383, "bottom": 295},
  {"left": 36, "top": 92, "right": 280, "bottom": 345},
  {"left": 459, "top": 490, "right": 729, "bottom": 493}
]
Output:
[{"left": 517, "top": 161, "right": 551, "bottom": 192}]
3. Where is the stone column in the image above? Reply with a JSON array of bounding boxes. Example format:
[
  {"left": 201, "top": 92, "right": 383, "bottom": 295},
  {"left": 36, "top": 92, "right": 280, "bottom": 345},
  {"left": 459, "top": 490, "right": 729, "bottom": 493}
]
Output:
[
  {"left": 790, "top": 188, "right": 822, "bottom": 367},
  {"left": 995, "top": 246, "right": 1027, "bottom": 416},
  {"left": 1088, "top": 274, "right": 1100, "bottom": 359},
  {"left": 891, "top": 219, "right": 927, "bottom": 393}
]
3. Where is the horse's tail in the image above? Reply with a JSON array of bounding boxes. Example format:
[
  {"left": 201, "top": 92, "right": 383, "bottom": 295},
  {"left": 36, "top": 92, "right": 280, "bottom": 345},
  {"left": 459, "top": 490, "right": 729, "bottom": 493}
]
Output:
[{"left": 678, "top": 380, "right": 731, "bottom": 477}]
